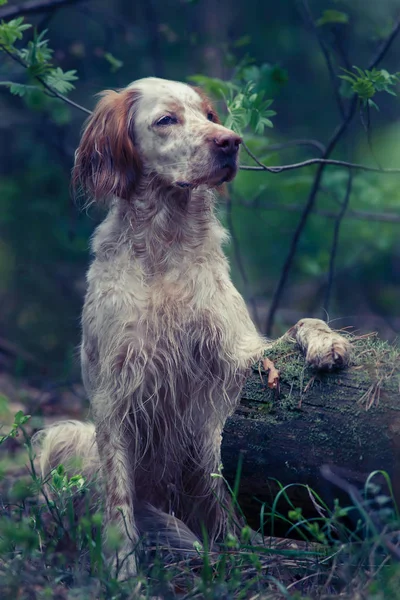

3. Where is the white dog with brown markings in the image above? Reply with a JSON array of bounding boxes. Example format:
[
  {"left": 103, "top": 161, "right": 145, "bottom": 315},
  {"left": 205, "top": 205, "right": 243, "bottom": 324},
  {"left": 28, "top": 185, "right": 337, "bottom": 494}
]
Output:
[{"left": 35, "top": 77, "right": 351, "bottom": 576}]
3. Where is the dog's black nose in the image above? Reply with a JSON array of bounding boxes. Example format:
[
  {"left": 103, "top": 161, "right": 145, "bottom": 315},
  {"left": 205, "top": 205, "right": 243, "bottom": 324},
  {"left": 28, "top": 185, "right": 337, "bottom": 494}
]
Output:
[{"left": 213, "top": 133, "right": 242, "bottom": 155}]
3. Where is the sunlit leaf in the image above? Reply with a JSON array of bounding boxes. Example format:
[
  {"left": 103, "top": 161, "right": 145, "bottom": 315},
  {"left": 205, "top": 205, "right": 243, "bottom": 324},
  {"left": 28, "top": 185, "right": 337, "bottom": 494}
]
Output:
[{"left": 316, "top": 10, "right": 349, "bottom": 26}]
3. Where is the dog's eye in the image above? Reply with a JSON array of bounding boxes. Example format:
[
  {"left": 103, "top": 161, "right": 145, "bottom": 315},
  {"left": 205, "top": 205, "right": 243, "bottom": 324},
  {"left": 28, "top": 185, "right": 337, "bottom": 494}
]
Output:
[
  {"left": 207, "top": 112, "right": 215, "bottom": 122},
  {"left": 156, "top": 115, "right": 178, "bottom": 126}
]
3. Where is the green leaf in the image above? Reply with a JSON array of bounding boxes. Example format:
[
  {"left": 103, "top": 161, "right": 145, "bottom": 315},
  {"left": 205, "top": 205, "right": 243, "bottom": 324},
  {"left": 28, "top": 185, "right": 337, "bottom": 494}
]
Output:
[
  {"left": 45, "top": 67, "right": 78, "bottom": 94},
  {"left": 190, "top": 68, "right": 277, "bottom": 136},
  {"left": 225, "top": 106, "right": 249, "bottom": 134},
  {"left": 104, "top": 52, "right": 123, "bottom": 73},
  {"left": 0, "top": 81, "right": 39, "bottom": 97},
  {"left": 368, "top": 98, "right": 380, "bottom": 111},
  {"left": 18, "top": 29, "right": 53, "bottom": 75},
  {"left": 0, "top": 17, "right": 31, "bottom": 47},
  {"left": 316, "top": 10, "right": 349, "bottom": 26},
  {"left": 0, "top": 0, "right": 8, "bottom": 5},
  {"left": 14, "top": 410, "right": 31, "bottom": 426}
]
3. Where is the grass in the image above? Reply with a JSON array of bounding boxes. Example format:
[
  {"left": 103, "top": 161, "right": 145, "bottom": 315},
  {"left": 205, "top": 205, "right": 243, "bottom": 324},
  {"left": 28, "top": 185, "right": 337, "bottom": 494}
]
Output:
[{"left": 0, "top": 403, "right": 400, "bottom": 599}]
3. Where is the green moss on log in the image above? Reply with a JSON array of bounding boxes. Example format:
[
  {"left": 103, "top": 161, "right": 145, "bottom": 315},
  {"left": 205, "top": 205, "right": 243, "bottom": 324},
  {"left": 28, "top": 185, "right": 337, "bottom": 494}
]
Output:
[{"left": 241, "top": 333, "right": 400, "bottom": 414}]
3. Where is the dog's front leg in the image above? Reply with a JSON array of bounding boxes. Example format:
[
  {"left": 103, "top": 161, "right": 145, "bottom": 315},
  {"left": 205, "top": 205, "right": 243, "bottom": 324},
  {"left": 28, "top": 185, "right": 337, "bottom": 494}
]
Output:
[
  {"left": 231, "top": 313, "right": 351, "bottom": 372},
  {"left": 95, "top": 419, "right": 138, "bottom": 578},
  {"left": 284, "top": 318, "right": 352, "bottom": 370}
]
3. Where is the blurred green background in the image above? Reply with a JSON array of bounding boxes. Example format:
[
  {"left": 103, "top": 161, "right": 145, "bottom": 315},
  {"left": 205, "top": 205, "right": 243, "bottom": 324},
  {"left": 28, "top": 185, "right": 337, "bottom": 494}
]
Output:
[{"left": 1, "top": 0, "right": 400, "bottom": 379}]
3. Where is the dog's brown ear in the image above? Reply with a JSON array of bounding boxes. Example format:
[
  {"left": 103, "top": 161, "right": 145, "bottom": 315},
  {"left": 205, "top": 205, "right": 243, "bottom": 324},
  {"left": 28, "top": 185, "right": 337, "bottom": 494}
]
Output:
[{"left": 73, "top": 89, "right": 141, "bottom": 204}]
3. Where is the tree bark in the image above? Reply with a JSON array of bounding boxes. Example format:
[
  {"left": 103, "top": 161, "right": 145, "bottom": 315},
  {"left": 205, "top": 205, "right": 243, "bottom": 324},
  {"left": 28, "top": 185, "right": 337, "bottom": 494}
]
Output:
[{"left": 221, "top": 334, "right": 400, "bottom": 533}]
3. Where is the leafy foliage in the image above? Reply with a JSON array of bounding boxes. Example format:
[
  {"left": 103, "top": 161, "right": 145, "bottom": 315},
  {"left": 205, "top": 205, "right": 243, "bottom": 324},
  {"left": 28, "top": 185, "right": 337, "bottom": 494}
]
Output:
[
  {"left": 191, "top": 62, "right": 284, "bottom": 135},
  {"left": 225, "top": 82, "right": 276, "bottom": 135},
  {"left": 340, "top": 66, "right": 400, "bottom": 109},
  {"left": 0, "top": 17, "right": 31, "bottom": 47},
  {"left": 0, "top": 19, "right": 78, "bottom": 103},
  {"left": 45, "top": 67, "right": 78, "bottom": 94},
  {"left": 0, "top": 81, "right": 38, "bottom": 96}
]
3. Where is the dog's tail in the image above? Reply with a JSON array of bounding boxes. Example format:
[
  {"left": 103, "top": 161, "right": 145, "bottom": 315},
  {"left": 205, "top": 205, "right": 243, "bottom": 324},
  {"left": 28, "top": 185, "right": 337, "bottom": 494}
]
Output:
[
  {"left": 136, "top": 503, "right": 202, "bottom": 559},
  {"left": 33, "top": 420, "right": 100, "bottom": 483}
]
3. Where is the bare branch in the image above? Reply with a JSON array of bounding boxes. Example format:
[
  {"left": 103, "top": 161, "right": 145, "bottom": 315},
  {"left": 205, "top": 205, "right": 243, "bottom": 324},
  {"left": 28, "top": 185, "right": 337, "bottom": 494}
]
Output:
[
  {"left": 0, "top": 0, "right": 86, "bottom": 21},
  {"left": 240, "top": 155, "right": 400, "bottom": 174},
  {"left": 323, "top": 170, "right": 353, "bottom": 316},
  {"left": 36, "top": 70, "right": 92, "bottom": 115}
]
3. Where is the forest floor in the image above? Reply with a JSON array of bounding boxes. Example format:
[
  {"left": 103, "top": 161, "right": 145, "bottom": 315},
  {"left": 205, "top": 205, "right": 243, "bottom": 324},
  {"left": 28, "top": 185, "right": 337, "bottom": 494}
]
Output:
[{"left": 0, "top": 367, "right": 400, "bottom": 599}]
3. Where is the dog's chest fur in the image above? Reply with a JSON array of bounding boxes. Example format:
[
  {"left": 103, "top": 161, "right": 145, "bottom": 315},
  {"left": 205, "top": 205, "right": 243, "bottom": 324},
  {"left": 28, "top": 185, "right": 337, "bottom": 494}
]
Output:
[{"left": 81, "top": 198, "right": 252, "bottom": 429}]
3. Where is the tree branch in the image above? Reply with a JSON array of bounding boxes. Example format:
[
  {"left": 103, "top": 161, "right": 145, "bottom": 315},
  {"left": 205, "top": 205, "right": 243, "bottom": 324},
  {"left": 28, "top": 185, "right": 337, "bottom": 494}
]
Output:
[
  {"left": 323, "top": 170, "right": 353, "bottom": 316},
  {"left": 264, "top": 13, "right": 400, "bottom": 336},
  {"left": 240, "top": 156, "right": 400, "bottom": 174},
  {"left": 0, "top": 0, "right": 86, "bottom": 21}
]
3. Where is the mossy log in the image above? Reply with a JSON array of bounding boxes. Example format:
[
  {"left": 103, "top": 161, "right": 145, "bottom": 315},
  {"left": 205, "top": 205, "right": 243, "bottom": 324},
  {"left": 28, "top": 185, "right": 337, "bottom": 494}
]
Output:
[{"left": 221, "top": 334, "right": 400, "bottom": 532}]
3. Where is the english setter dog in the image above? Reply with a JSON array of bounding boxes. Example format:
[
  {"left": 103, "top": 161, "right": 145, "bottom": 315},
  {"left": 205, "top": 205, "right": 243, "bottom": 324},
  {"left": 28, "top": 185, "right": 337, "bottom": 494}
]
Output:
[{"left": 37, "top": 77, "right": 351, "bottom": 575}]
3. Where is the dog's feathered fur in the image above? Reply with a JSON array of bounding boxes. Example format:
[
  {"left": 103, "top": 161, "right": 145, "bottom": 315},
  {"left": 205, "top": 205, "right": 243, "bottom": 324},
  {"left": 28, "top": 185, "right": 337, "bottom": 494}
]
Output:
[{"left": 35, "top": 78, "right": 351, "bottom": 574}]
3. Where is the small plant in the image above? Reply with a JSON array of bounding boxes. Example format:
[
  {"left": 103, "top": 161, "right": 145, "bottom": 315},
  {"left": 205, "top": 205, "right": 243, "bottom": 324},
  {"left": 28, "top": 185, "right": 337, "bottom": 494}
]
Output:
[
  {"left": 339, "top": 66, "right": 400, "bottom": 110},
  {"left": 0, "top": 20, "right": 78, "bottom": 100},
  {"left": 190, "top": 61, "right": 284, "bottom": 136}
]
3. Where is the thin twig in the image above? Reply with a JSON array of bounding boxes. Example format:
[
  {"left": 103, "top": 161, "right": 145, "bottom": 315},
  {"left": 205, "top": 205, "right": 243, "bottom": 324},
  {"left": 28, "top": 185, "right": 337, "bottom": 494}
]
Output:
[
  {"left": 323, "top": 170, "right": 353, "bottom": 316},
  {"left": 226, "top": 195, "right": 261, "bottom": 330},
  {"left": 239, "top": 157, "right": 400, "bottom": 174},
  {"left": 0, "top": 0, "right": 86, "bottom": 20},
  {"left": 359, "top": 102, "right": 383, "bottom": 170},
  {"left": 300, "top": 0, "right": 346, "bottom": 118},
  {"left": 37, "top": 71, "right": 92, "bottom": 115}
]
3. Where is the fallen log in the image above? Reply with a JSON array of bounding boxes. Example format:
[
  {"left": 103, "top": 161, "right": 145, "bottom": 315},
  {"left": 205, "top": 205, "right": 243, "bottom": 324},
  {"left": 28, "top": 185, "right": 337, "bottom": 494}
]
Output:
[{"left": 222, "top": 333, "right": 400, "bottom": 533}]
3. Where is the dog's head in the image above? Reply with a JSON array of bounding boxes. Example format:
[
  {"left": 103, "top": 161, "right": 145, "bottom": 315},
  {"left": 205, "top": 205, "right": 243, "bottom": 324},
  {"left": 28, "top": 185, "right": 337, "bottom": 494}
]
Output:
[{"left": 73, "top": 77, "right": 242, "bottom": 203}]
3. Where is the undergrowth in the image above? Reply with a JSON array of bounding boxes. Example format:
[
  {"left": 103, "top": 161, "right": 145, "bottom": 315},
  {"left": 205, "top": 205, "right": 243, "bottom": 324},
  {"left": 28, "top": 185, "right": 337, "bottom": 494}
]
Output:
[{"left": 0, "top": 406, "right": 400, "bottom": 599}]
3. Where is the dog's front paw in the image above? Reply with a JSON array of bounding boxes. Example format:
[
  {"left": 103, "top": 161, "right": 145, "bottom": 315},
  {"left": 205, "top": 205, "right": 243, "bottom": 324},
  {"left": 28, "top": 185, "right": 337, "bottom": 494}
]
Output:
[{"left": 288, "top": 318, "right": 352, "bottom": 370}]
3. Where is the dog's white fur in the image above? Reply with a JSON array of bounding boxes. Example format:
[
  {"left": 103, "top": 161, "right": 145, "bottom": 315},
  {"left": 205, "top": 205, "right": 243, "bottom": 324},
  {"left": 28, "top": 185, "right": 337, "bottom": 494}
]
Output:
[{"left": 35, "top": 78, "right": 351, "bottom": 575}]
